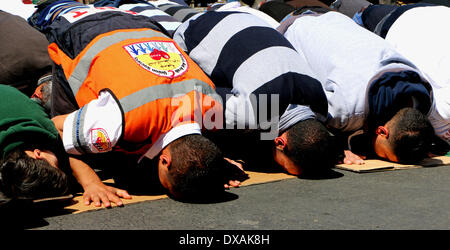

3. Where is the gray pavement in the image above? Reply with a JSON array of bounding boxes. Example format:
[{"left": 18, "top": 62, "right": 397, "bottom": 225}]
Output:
[{"left": 29, "top": 165, "right": 450, "bottom": 230}]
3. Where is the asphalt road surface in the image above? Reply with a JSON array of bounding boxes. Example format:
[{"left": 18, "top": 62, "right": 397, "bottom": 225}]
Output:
[{"left": 24, "top": 165, "right": 450, "bottom": 230}]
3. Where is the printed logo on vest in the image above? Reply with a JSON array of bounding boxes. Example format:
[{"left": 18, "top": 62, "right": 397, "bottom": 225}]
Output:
[
  {"left": 91, "top": 128, "right": 112, "bottom": 152},
  {"left": 123, "top": 40, "right": 188, "bottom": 78}
]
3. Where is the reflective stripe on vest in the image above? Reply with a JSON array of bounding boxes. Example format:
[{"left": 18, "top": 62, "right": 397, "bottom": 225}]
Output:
[
  {"left": 119, "top": 78, "right": 222, "bottom": 113},
  {"left": 71, "top": 79, "right": 223, "bottom": 154},
  {"left": 56, "top": 27, "right": 223, "bottom": 155},
  {"left": 68, "top": 29, "right": 167, "bottom": 96}
]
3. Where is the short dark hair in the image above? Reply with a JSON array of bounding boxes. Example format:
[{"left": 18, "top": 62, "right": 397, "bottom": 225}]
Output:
[
  {"left": 0, "top": 147, "right": 70, "bottom": 205},
  {"left": 284, "top": 119, "right": 337, "bottom": 175},
  {"left": 388, "top": 107, "right": 434, "bottom": 163},
  {"left": 167, "top": 134, "right": 225, "bottom": 201}
]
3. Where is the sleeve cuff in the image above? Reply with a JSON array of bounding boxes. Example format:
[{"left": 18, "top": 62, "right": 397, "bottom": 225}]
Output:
[{"left": 62, "top": 110, "right": 82, "bottom": 155}]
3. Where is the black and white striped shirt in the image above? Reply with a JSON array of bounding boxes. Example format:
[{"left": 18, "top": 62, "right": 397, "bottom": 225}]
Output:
[
  {"left": 154, "top": 1, "right": 201, "bottom": 23},
  {"left": 173, "top": 11, "right": 327, "bottom": 134},
  {"left": 96, "top": 2, "right": 182, "bottom": 37}
]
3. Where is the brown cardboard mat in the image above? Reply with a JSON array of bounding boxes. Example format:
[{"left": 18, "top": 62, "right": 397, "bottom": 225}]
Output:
[
  {"left": 54, "top": 156, "right": 450, "bottom": 214},
  {"left": 62, "top": 171, "right": 296, "bottom": 214},
  {"left": 336, "top": 155, "right": 450, "bottom": 173}
]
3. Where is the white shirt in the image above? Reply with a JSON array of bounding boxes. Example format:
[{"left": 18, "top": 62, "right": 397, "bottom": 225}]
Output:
[
  {"left": 63, "top": 91, "right": 123, "bottom": 155},
  {"left": 385, "top": 6, "right": 450, "bottom": 144}
]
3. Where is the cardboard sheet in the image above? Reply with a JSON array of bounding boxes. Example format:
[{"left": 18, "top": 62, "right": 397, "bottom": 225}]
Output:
[
  {"left": 336, "top": 156, "right": 450, "bottom": 173},
  {"left": 61, "top": 171, "right": 295, "bottom": 214},
  {"left": 47, "top": 156, "right": 450, "bottom": 214}
]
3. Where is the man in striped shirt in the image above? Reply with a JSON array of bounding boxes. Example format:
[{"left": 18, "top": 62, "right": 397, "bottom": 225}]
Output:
[
  {"left": 152, "top": 0, "right": 201, "bottom": 22},
  {"left": 93, "top": 0, "right": 182, "bottom": 37},
  {"left": 173, "top": 11, "right": 339, "bottom": 177}
]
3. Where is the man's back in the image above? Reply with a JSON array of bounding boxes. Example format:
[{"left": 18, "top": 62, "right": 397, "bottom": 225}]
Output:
[
  {"left": 46, "top": 5, "right": 223, "bottom": 157},
  {"left": 173, "top": 10, "right": 328, "bottom": 135},
  {"left": 283, "top": 11, "right": 430, "bottom": 132}
]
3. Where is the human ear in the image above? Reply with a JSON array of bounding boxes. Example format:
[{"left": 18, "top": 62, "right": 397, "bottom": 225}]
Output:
[
  {"left": 375, "top": 126, "right": 389, "bottom": 138},
  {"left": 159, "top": 154, "right": 171, "bottom": 169},
  {"left": 274, "top": 136, "right": 287, "bottom": 151},
  {"left": 31, "top": 149, "right": 43, "bottom": 159}
]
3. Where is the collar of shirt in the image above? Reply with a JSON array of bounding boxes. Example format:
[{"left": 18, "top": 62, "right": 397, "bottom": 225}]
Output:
[{"left": 140, "top": 122, "right": 202, "bottom": 161}]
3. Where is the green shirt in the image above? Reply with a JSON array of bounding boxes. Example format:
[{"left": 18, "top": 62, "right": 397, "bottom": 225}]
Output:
[{"left": 0, "top": 85, "right": 59, "bottom": 158}]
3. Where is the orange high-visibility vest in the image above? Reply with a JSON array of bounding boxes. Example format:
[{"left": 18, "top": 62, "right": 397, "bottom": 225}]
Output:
[{"left": 48, "top": 27, "right": 223, "bottom": 155}]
